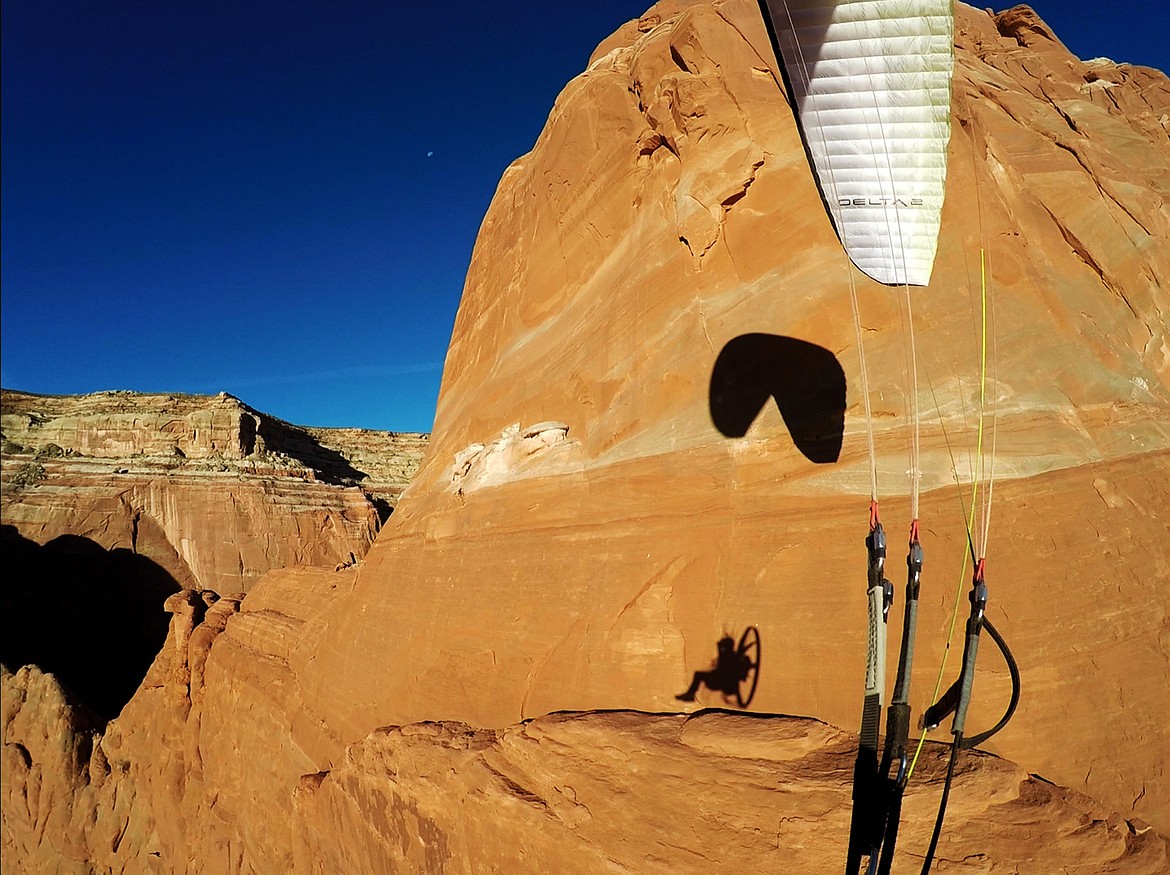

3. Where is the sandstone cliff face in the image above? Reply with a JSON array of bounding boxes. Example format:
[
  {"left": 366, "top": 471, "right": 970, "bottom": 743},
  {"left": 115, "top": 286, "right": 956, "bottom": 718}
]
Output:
[
  {"left": 0, "top": 389, "right": 425, "bottom": 723},
  {"left": 3, "top": 2, "right": 1169, "bottom": 872},
  {"left": 293, "top": 0, "right": 1170, "bottom": 833},
  {"left": 0, "top": 389, "right": 428, "bottom": 595},
  {"left": 4, "top": 574, "right": 1166, "bottom": 873}
]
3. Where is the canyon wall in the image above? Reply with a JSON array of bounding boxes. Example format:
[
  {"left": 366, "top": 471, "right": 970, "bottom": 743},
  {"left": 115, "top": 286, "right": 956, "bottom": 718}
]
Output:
[
  {"left": 1, "top": 389, "right": 428, "bottom": 594},
  {"left": 297, "top": 0, "right": 1170, "bottom": 831},
  {"left": 3, "top": 2, "right": 1169, "bottom": 871}
]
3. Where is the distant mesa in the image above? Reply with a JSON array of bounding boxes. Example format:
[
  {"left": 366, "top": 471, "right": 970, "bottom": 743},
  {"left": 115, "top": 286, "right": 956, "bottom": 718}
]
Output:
[{"left": 1, "top": 387, "right": 431, "bottom": 597}]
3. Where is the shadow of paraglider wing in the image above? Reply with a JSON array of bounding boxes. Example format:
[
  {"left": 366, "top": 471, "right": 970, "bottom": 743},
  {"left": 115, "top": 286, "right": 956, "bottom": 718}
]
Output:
[{"left": 709, "top": 333, "right": 845, "bottom": 463}]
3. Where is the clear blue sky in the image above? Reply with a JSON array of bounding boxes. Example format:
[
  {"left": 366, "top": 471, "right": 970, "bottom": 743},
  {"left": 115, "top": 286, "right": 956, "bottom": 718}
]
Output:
[{"left": 2, "top": 1, "right": 1165, "bottom": 433}]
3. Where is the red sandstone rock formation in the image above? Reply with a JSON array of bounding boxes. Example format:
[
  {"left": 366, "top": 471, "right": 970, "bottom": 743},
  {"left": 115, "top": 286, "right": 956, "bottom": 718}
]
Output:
[
  {"left": 4, "top": 574, "right": 1166, "bottom": 872},
  {"left": 3, "top": 2, "right": 1169, "bottom": 871},
  {"left": 0, "top": 388, "right": 425, "bottom": 724},
  {"left": 1, "top": 389, "right": 427, "bottom": 593},
  {"left": 296, "top": 0, "right": 1170, "bottom": 833}
]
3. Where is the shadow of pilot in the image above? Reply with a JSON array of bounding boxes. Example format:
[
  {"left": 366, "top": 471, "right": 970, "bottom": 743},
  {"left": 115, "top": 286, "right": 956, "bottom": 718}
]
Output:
[{"left": 676, "top": 635, "right": 748, "bottom": 702}]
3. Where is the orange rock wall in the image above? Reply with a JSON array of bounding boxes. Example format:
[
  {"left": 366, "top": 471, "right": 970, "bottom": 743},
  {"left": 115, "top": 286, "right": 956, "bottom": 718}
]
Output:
[
  {"left": 2, "top": 467, "right": 378, "bottom": 593},
  {"left": 1, "top": 391, "right": 260, "bottom": 460},
  {"left": 297, "top": 0, "right": 1170, "bottom": 831},
  {"left": 0, "top": 390, "right": 427, "bottom": 592},
  {"left": 6, "top": 571, "right": 1167, "bottom": 873},
  {"left": 3, "top": 2, "right": 1169, "bottom": 871}
]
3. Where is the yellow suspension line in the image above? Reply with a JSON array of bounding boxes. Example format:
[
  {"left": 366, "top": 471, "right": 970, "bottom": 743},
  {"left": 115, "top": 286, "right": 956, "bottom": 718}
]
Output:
[{"left": 906, "top": 246, "right": 989, "bottom": 781}]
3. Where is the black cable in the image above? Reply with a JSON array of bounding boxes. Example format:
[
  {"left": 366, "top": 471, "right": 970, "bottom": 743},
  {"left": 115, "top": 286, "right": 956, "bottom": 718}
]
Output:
[
  {"left": 874, "top": 769, "right": 905, "bottom": 875},
  {"left": 919, "top": 617, "right": 1020, "bottom": 871},
  {"left": 962, "top": 617, "right": 1020, "bottom": 749},
  {"left": 919, "top": 736, "right": 962, "bottom": 873}
]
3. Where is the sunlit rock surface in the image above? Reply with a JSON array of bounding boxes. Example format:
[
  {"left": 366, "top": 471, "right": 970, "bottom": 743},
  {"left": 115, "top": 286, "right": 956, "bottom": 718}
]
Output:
[
  {"left": 306, "top": 0, "right": 1170, "bottom": 833},
  {"left": 0, "top": 389, "right": 428, "bottom": 593},
  {"left": 0, "top": 388, "right": 426, "bottom": 723},
  {"left": 3, "top": 2, "right": 1169, "bottom": 871},
  {"left": 4, "top": 612, "right": 1167, "bottom": 872}
]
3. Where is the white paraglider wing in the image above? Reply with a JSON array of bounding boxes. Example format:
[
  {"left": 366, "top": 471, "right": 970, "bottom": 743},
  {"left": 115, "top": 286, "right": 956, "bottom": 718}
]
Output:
[{"left": 762, "top": 0, "right": 954, "bottom": 286}]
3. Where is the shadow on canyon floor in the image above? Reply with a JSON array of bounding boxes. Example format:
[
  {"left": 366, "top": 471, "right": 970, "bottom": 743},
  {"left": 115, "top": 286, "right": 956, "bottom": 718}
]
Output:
[
  {"left": 709, "top": 333, "right": 846, "bottom": 463},
  {"left": 0, "top": 524, "right": 180, "bottom": 721}
]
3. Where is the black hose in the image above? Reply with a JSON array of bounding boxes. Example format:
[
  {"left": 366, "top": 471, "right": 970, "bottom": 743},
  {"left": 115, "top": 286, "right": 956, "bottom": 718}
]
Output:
[
  {"left": 919, "top": 736, "right": 962, "bottom": 873},
  {"left": 874, "top": 774, "right": 904, "bottom": 875},
  {"left": 919, "top": 617, "right": 1020, "bottom": 871},
  {"left": 962, "top": 617, "right": 1021, "bottom": 750}
]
